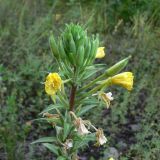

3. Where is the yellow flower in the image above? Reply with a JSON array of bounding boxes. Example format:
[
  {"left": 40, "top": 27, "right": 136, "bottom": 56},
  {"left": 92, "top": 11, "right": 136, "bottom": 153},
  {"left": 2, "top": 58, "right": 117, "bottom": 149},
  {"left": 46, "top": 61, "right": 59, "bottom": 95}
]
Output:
[
  {"left": 96, "top": 128, "right": 107, "bottom": 146},
  {"left": 95, "top": 47, "right": 105, "bottom": 58},
  {"left": 111, "top": 72, "right": 134, "bottom": 91},
  {"left": 45, "top": 73, "right": 62, "bottom": 95}
]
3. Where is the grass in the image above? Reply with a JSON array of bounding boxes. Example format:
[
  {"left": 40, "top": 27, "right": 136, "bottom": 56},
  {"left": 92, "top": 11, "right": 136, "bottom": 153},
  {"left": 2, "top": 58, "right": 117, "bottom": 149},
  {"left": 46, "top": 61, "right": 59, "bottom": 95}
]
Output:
[{"left": 0, "top": 0, "right": 160, "bottom": 159}]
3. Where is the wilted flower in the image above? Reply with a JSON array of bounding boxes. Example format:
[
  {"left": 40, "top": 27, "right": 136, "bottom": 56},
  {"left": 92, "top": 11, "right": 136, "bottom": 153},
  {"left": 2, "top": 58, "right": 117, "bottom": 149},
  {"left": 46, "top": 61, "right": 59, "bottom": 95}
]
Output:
[
  {"left": 43, "top": 112, "right": 59, "bottom": 119},
  {"left": 100, "top": 92, "right": 114, "bottom": 108},
  {"left": 72, "top": 154, "right": 79, "bottom": 160},
  {"left": 95, "top": 47, "right": 105, "bottom": 58},
  {"left": 45, "top": 73, "right": 62, "bottom": 95},
  {"left": 70, "top": 111, "right": 90, "bottom": 135},
  {"left": 111, "top": 72, "right": 134, "bottom": 91},
  {"left": 64, "top": 139, "right": 73, "bottom": 150},
  {"left": 55, "top": 14, "right": 61, "bottom": 21},
  {"left": 25, "top": 120, "right": 32, "bottom": 126},
  {"left": 74, "top": 118, "right": 90, "bottom": 135},
  {"left": 43, "top": 112, "right": 60, "bottom": 127},
  {"left": 96, "top": 128, "right": 107, "bottom": 145}
]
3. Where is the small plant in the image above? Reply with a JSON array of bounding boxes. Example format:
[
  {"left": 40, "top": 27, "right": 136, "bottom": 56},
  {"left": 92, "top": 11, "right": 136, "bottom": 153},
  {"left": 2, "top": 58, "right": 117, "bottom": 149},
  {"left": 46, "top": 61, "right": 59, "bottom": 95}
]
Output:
[{"left": 32, "top": 24, "right": 134, "bottom": 159}]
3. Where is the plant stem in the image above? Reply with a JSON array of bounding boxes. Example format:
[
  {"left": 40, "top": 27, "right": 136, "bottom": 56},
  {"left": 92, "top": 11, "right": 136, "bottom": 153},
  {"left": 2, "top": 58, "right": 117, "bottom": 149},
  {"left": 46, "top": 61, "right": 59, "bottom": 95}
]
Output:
[
  {"left": 76, "top": 78, "right": 112, "bottom": 105},
  {"left": 78, "top": 73, "right": 109, "bottom": 93},
  {"left": 69, "top": 85, "right": 77, "bottom": 111}
]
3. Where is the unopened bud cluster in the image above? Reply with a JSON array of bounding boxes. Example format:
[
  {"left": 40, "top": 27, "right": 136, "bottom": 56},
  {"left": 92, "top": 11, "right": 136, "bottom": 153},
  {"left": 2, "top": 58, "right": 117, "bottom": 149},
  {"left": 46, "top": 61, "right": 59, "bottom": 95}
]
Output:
[{"left": 50, "top": 24, "right": 99, "bottom": 72}]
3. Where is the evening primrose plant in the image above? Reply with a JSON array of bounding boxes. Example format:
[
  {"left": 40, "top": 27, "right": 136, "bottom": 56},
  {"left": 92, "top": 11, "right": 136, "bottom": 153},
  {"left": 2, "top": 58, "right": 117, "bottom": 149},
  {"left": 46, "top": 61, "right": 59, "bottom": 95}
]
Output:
[{"left": 32, "top": 24, "right": 134, "bottom": 159}]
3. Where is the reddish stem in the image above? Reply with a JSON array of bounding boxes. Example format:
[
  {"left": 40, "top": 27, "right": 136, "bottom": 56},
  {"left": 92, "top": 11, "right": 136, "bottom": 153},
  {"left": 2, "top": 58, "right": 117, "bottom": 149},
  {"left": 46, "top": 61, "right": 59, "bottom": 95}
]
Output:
[{"left": 69, "top": 85, "right": 77, "bottom": 111}]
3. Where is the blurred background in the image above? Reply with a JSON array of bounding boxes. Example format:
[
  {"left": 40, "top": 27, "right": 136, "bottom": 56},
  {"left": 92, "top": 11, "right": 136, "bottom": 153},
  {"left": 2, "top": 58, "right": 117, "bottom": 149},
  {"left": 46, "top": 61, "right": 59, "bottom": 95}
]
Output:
[{"left": 0, "top": 0, "right": 160, "bottom": 159}]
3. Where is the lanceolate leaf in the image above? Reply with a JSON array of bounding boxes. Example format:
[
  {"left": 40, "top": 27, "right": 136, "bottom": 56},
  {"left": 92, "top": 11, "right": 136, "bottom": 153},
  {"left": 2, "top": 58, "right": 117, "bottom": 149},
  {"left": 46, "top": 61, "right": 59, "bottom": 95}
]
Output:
[
  {"left": 79, "top": 64, "right": 105, "bottom": 81},
  {"left": 73, "top": 134, "right": 95, "bottom": 150},
  {"left": 63, "top": 123, "right": 71, "bottom": 141},
  {"left": 40, "top": 104, "right": 63, "bottom": 115},
  {"left": 43, "top": 143, "right": 59, "bottom": 156},
  {"left": 57, "top": 156, "right": 67, "bottom": 160},
  {"left": 31, "top": 137, "right": 57, "bottom": 144},
  {"left": 76, "top": 104, "right": 97, "bottom": 116}
]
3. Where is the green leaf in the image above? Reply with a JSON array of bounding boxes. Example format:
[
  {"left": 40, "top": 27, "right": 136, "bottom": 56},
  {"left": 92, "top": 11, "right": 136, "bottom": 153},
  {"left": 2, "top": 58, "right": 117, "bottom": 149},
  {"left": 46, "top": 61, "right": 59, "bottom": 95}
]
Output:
[
  {"left": 76, "top": 104, "right": 97, "bottom": 116},
  {"left": 79, "top": 64, "right": 105, "bottom": 81},
  {"left": 63, "top": 78, "right": 72, "bottom": 84},
  {"left": 73, "top": 134, "right": 95, "bottom": 150},
  {"left": 43, "top": 143, "right": 59, "bottom": 156},
  {"left": 40, "top": 104, "right": 63, "bottom": 115},
  {"left": 32, "top": 117, "right": 59, "bottom": 123},
  {"left": 55, "top": 126, "right": 63, "bottom": 135},
  {"left": 84, "top": 133, "right": 96, "bottom": 141},
  {"left": 31, "top": 137, "right": 57, "bottom": 144},
  {"left": 31, "top": 118, "right": 48, "bottom": 122},
  {"left": 63, "top": 123, "right": 71, "bottom": 141},
  {"left": 57, "top": 156, "right": 67, "bottom": 160}
]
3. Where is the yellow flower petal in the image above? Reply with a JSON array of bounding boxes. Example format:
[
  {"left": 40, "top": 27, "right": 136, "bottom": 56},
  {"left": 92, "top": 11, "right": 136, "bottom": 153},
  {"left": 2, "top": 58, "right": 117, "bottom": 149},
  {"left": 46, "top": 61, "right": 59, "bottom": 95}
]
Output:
[
  {"left": 95, "top": 47, "right": 105, "bottom": 58},
  {"left": 45, "top": 73, "right": 62, "bottom": 95},
  {"left": 111, "top": 72, "right": 134, "bottom": 91}
]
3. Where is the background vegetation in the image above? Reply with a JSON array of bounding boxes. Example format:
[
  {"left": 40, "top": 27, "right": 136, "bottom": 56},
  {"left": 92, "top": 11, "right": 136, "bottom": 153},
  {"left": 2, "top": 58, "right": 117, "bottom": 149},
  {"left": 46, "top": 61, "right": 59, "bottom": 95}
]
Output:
[{"left": 0, "top": 0, "right": 159, "bottom": 159}]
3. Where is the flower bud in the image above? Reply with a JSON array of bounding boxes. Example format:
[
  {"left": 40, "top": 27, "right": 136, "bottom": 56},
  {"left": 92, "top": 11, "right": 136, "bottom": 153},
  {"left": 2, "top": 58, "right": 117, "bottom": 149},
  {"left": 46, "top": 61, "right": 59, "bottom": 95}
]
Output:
[
  {"left": 95, "top": 47, "right": 105, "bottom": 58},
  {"left": 49, "top": 33, "right": 59, "bottom": 59},
  {"left": 69, "top": 33, "right": 76, "bottom": 54},
  {"left": 77, "top": 45, "right": 84, "bottom": 66},
  {"left": 105, "top": 56, "right": 131, "bottom": 76},
  {"left": 58, "top": 39, "right": 67, "bottom": 59}
]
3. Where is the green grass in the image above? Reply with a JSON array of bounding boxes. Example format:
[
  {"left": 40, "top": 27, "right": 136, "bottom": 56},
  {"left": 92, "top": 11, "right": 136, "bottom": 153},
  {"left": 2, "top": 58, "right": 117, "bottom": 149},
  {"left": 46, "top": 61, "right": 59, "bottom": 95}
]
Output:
[{"left": 0, "top": 0, "right": 160, "bottom": 159}]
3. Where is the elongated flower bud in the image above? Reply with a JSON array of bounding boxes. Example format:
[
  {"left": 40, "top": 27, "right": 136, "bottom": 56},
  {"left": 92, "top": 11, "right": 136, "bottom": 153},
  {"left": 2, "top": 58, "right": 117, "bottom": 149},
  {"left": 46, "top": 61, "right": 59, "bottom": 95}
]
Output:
[
  {"left": 58, "top": 39, "right": 67, "bottom": 59},
  {"left": 77, "top": 45, "right": 84, "bottom": 66},
  {"left": 49, "top": 34, "right": 59, "bottom": 59},
  {"left": 106, "top": 56, "right": 131, "bottom": 76},
  {"left": 69, "top": 33, "right": 77, "bottom": 54}
]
